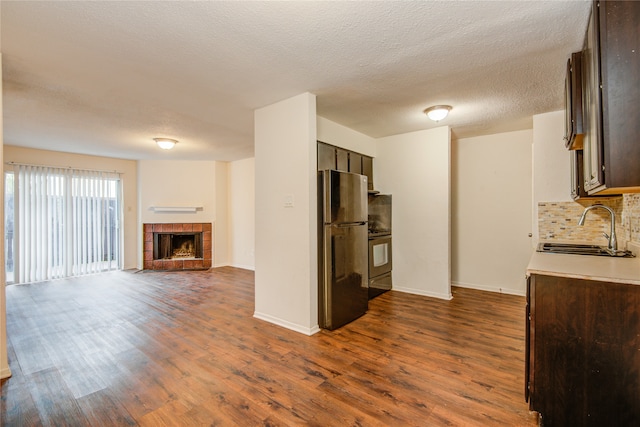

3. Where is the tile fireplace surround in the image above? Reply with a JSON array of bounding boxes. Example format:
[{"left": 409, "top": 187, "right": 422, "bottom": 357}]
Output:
[{"left": 143, "top": 223, "right": 212, "bottom": 271}]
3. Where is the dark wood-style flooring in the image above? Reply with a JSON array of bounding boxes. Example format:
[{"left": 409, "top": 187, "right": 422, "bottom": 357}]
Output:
[{"left": 1, "top": 267, "right": 539, "bottom": 426}]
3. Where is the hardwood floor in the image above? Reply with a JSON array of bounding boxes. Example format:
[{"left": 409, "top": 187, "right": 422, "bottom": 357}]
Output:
[{"left": 1, "top": 267, "right": 539, "bottom": 426}]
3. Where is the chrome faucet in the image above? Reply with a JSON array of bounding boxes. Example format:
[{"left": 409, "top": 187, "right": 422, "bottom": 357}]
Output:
[{"left": 578, "top": 204, "right": 618, "bottom": 253}]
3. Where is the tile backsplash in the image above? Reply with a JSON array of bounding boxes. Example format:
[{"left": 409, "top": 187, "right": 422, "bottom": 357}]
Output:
[
  {"left": 623, "top": 194, "right": 640, "bottom": 244},
  {"left": 538, "top": 194, "right": 640, "bottom": 249}
]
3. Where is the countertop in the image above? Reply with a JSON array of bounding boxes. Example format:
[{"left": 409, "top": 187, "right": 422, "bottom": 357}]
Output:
[{"left": 527, "top": 242, "right": 640, "bottom": 286}]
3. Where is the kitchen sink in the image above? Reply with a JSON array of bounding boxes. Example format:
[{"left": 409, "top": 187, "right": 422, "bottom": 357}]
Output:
[{"left": 537, "top": 242, "right": 635, "bottom": 258}]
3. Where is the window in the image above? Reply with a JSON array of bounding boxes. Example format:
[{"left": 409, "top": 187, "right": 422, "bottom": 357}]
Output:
[{"left": 7, "top": 165, "right": 122, "bottom": 284}]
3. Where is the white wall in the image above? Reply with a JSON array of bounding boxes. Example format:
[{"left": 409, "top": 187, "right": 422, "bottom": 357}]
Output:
[
  {"left": 214, "top": 162, "right": 229, "bottom": 267},
  {"left": 1, "top": 52, "right": 10, "bottom": 380},
  {"left": 532, "top": 110, "right": 571, "bottom": 243},
  {"left": 3, "top": 145, "right": 139, "bottom": 270},
  {"left": 316, "top": 116, "right": 376, "bottom": 157},
  {"left": 375, "top": 127, "right": 452, "bottom": 300},
  {"left": 228, "top": 157, "right": 255, "bottom": 270},
  {"left": 254, "top": 93, "right": 319, "bottom": 335},
  {"left": 137, "top": 160, "right": 225, "bottom": 267},
  {"left": 452, "top": 130, "right": 533, "bottom": 295}
]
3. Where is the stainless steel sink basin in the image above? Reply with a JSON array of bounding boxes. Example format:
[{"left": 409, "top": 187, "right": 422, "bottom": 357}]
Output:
[{"left": 537, "top": 242, "right": 635, "bottom": 258}]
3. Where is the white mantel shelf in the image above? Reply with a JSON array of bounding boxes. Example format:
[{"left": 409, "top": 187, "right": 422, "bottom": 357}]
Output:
[{"left": 150, "top": 206, "right": 202, "bottom": 213}]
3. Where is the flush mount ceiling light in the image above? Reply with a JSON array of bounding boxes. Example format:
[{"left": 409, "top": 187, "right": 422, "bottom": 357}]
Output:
[
  {"left": 154, "top": 138, "right": 178, "bottom": 150},
  {"left": 424, "top": 105, "right": 452, "bottom": 122}
]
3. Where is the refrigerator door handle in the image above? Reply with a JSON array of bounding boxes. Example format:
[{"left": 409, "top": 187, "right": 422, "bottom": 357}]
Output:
[
  {"left": 334, "top": 222, "right": 367, "bottom": 228},
  {"left": 321, "top": 225, "right": 333, "bottom": 328}
]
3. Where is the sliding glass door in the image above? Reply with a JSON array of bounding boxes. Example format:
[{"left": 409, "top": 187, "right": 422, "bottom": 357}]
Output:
[
  {"left": 5, "top": 172, "right": 15, "bottom": 283},
  {"left": 6, "top": 165, "right": 122, "bottom": 284}
]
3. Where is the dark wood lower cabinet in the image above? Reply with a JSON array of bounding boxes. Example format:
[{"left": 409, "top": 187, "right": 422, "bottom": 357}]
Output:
[{"left": 526, "top": 274, "right": 640, "bottom": 426}]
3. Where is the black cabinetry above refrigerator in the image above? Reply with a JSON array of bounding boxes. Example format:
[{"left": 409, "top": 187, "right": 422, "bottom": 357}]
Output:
[{"left": 317, "top": 141, "right": 374, "bottom": 191}]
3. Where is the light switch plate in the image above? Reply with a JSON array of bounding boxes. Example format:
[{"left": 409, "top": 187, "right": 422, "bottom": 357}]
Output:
[{"left": 284, "top": 194, "right": 294, "bottom": 207}]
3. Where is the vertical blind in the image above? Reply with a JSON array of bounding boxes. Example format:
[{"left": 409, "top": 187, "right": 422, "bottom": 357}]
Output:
[{"left": 14, "top": 165, "right": 122, "bottom": 283}]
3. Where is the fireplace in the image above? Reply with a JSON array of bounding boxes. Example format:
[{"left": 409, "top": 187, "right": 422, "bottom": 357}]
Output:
[
  {"left": 143, "top": 223, "right": 212, "bottom": 271},
  {"left": 154, "top": 232, "right": 203, "bottom": 260}
]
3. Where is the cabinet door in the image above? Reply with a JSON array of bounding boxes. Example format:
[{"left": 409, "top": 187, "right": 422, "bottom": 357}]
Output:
[
  {"left": 598, "top": 0, "right": 640, "bottom": 191},
  {"left": 570, "top": 149, "right": 580, "bottom": 199},
  {"left": 571, "top": 149, "right": 615, "bottom": 199},
  {"left": 529, "top": 274, "right": 640, "bottom": 426},
  {"left": 317, "top": 142, "right": 336, "bottom": 171},
  {"left": 564, "top": 52, "right": 584, "bottom": 150},
  {"left": 525, "top": 275, "right": 532, "bottom": 403},
  {"left": 336, "top": 148, "right": 349, "bottom": 172},
  {"left": 362, "top": 156, "right": 373, "bottom": 190},
  {"left": 583, "top": 3, "right": 605, "bottom": 193},
  {"left": 349, "top": 152, "right": 362, "bottom": 174},
  {"left": 584, "top": 1, "right": 640, "bottom": 194}
]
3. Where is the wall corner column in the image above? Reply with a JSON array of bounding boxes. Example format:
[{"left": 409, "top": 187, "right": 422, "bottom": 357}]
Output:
[
  {"left": 1, "top": 50, "right": 13, "bottom": 379},
  {"left": 254, "top": 92, "right": 319, "bottom": 335}
]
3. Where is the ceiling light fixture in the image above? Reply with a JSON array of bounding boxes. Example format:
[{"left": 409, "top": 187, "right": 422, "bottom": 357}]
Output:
[
  {"left": 424, "top": 105, "right": 452, "bottom": 122},
  {"left": 154, "top": 138, "right": 178, "bottom": 150}
]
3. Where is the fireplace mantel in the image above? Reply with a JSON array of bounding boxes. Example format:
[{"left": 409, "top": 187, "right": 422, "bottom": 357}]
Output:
[{"left": 150, "top": 206, "right": 202, "bottom": 213}]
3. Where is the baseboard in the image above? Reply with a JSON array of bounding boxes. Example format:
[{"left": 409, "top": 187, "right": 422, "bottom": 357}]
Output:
[
  {"left": 0, "top": 366, "right": 12, "bottom": 379},
  {"left": 229, "top": 263, "right": 255, "bottom": 271},
  {"left": 451, "top": 280, "right": 526, "bottom": 297},
  {"left": 253, "top": 311, "right": 320, "bottom": 336},
  {"left": 392, "top": 286, "right": 453, "bottom": 300},
  {"left": 213, "top": 262, "right": 230, "bottom": 268}
]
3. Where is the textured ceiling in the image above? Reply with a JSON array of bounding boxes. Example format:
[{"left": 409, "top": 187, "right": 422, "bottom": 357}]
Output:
[{"left": 1, "top": 1, "right": 591, "bottom": 161}]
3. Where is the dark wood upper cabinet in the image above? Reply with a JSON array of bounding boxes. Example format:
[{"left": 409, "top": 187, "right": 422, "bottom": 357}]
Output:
[
  {"left": 317, "top": 142, "right": 373, "bottom": 188},
  {"left": 583, "top": 0, "right": 640, "bottom": 195},
  {"left": 582, "top": 3, "right": 604, "bottom": 193},
  {"left": 336, "top": 148, "right": 349, "bottom": 172},
  {"left": 564, "top": 51, "right": 584, "bottom": 150},
  {"left": 362, "top": 156, "right": 373, "bottom": 191},
  {"left": 571, "top": 149, "right": 615, "bottom": 200},
  {"left": 570, "top": 149, "right": 584, "bottom": 199},
  {"left": 317, "top": 142, "right": 337, "bottom": 170},
  {"left": 348, "top": 152, "right": 362, "bottom": 174}
]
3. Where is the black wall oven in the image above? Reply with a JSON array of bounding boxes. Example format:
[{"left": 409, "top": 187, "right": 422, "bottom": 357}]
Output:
[
  {"left": 368, "top": 192, "right": 392, "bottom": 299},
  {"left": 368, "top": 234, "right": 392, "bottom": 298},
  {"left": 368, "top": 235, "right": 392, "bottom": 278}
]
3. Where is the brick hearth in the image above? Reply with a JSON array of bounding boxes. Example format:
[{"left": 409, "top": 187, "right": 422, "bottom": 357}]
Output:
[{"left": 143, "top": 223, "right": 212, "bottom": 271}]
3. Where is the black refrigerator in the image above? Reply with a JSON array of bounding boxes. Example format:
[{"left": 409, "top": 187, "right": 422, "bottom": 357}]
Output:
[{"left": 318, "top": 170, "right": 369, "bottom": 330}]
